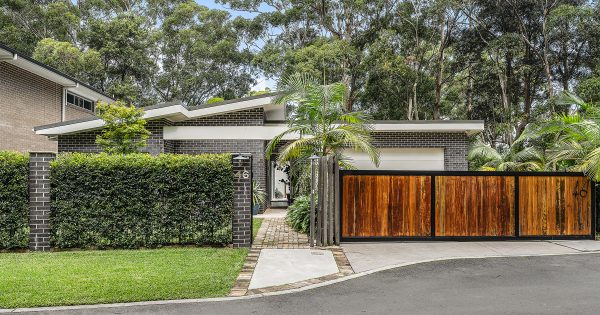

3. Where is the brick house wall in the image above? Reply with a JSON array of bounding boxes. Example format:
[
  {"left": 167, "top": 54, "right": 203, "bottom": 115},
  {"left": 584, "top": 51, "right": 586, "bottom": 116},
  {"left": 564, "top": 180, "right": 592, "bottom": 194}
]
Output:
[
  {"left": 57, "top": 119, "right": 172, "bottom": 155},
  {"left": 65, "top": 104, "right": 95, "bottom": 121},
  {"left": 0, "top": 62, "right": 95, "bottom": 152},
  {"left": 1, "top": 62, "right": 62, "bottom": 152}
]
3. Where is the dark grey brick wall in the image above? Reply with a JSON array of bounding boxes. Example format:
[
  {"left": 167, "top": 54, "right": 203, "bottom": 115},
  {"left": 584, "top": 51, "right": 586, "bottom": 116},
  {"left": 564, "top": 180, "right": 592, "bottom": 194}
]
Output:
[
  {"left": 28, "top": 152, "right": 55, "bottom": 251},
  {"left": 174, "top": 108, "right": 264, "bottom": 126},
  {"left": 371, "top": 131, "right": 469, "bottom": 171},
  {"left": 57, "top": 120, "right": 171, "bottom": 155},
  {"left": 232, "top": 156, "right": 252, "bottom": 248}
]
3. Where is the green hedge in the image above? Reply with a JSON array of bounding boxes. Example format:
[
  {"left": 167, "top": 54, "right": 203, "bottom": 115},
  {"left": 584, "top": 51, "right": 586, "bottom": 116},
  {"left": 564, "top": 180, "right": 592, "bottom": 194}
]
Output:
[
  {"left": 50, "top": 153, "right": 234, "bottom": 249},
  {"left": 0, "top": 151, "right": 29, "bottom": 250}
]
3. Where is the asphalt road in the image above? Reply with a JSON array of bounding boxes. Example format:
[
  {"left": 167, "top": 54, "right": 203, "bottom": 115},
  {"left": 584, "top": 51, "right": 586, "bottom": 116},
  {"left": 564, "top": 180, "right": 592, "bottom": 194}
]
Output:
[{"left": 31, "top": 253, "right": 600, "bottom": 315}]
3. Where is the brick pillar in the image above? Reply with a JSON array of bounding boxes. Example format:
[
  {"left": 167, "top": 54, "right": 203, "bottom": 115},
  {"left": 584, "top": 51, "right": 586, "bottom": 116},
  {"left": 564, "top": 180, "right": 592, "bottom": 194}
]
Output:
[
  {"left": 28, "top": 152, "right": 55, "bottom": 251},
  {"left": 232, "top": 154, "right": 252, "bottom": 248}
]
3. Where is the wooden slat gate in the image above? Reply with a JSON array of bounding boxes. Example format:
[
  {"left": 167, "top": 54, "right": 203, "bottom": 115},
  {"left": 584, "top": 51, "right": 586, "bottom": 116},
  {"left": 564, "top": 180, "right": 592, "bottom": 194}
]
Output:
[{"left": 340, "top": 171, "right": 596, "bottom": 241}]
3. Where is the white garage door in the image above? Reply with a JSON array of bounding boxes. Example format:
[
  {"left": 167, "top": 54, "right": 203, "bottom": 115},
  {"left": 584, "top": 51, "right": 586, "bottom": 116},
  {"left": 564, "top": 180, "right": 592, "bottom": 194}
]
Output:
[{"left": 344, "top": 148, "right": 444, "bottom": 170}]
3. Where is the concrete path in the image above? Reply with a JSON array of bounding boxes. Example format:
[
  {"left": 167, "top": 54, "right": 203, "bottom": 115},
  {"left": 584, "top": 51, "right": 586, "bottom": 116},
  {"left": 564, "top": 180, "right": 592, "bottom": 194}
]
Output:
[
  {"left": 248, "top": 249, "right": 338, "bottom": 289},
  {"left": 254, "top": 208, "right": 286, "bottom": 219},
  {"left": 343, "top": 240, "right": 600, "bottom": 272},
  {"left": 26, "top": 253, "right": 600, "bottom": 314}
]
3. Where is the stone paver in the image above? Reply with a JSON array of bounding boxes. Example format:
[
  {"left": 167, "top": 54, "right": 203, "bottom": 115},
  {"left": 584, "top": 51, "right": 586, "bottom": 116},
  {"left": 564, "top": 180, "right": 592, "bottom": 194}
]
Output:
[{"left": 254, "top": 217, "right": 309, "bottom": 249}]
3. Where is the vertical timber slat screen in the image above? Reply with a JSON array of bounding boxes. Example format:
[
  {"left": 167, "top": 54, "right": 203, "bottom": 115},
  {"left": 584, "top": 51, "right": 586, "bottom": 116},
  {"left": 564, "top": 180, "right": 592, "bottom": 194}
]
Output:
[
  {"left": 340, "top": 171, "right": 594, "bottom": 240},
  {"left": 435, "top": 176, "right": 515, "bottom": 236},
  {"left": 519, "top": 176, "right": 592, "bottom": 236},
  {"left": 341, "top": 175, "right": 431, "bottom": 237}
]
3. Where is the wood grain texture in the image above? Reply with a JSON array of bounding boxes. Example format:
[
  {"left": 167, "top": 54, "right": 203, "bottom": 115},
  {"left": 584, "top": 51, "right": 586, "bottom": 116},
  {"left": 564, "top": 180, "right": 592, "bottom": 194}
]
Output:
[
  {"left": 435, "top": 176, "right": 515, "bottom": 236},
  {"left": 341, "top": 175, "right": 431, "bottom": 237},
  {"left": 519, "top": 176, "right": 591, "bottom": 236}
]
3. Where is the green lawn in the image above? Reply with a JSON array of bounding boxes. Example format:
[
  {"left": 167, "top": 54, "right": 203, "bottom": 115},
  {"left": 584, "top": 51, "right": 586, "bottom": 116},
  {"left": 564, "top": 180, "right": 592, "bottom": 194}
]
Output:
[
  {"left": 0, "top": 247, "right": 247, "bottom": 308},
  {"left": 253, "top": 218, "right": 263, "bottom": 240}
]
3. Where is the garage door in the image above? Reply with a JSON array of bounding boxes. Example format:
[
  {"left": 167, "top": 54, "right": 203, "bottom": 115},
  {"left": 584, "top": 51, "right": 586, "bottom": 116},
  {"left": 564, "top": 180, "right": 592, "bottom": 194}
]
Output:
[{"left": 344, "top": 148, "right": 444, "bottom": 170}]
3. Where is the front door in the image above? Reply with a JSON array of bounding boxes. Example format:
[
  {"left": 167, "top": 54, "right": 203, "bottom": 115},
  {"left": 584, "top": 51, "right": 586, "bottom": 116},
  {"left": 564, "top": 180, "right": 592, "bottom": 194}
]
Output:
[{"left": 270, "top": 161, "right": 289, "bottom": 207}]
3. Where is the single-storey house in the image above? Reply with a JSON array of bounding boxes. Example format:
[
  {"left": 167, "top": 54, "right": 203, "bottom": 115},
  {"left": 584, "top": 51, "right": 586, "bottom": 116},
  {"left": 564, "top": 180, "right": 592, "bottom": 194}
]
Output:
[
  {"left": 34, "top": 94, "right": 484, "bottom": 209},
  {"left": 0, "top": 43, "right": 114, "bottom": 152}
]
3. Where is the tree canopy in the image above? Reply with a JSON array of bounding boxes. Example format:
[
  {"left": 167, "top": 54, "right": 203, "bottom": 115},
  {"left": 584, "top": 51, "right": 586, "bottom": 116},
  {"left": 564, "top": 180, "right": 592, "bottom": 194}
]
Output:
[{"left": 2, "top": 0, "right": 600, "bottom": 152}]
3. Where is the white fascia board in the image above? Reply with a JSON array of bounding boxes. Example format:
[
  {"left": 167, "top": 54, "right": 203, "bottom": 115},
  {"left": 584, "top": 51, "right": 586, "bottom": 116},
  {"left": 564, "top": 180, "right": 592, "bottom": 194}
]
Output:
[
  {"left": 0, "top": 48, "right": 13, "bottom": 59},
  {"left": 37, "top": 119, "right": 106, "bottom": 135},
  {"left": 163, "top": 125, "right": 299, "bottom": 140},
  {"left": 185, "top": 96, "right": 274, "bottom": 118},
  {"left": 7, "top": 57, "right": 76, "bottom": 86},
  {"left": 372, "top": 122, "right": 484, "bottom": 133}
]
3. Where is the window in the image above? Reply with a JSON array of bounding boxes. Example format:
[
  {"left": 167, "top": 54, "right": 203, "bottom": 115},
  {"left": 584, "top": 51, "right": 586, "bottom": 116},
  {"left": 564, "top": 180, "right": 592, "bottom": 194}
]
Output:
[{"left": 66, "top": 92, "right": 95, "bottom": 112}]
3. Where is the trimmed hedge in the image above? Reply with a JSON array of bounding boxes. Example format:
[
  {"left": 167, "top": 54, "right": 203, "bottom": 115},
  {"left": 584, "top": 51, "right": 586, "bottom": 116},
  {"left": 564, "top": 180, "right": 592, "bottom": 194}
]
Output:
[
  {"left": 0, "top": 151, "right": 29, "bottom": 250},
  {"left": 50, "top": 153, "right": 234, "bottom": 249}
]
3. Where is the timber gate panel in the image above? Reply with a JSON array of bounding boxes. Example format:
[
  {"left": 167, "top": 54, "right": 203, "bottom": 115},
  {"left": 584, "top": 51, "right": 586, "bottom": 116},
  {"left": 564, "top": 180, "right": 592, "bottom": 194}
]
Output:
[
  {"left": 519, "top": 176, "right": 592, "bottom": 236},
  {"left": 435, "top": 176, "right": 515, "bottom": 237},
  {"left": 341, "top": 175, "right": 431, "bottom": 237}
]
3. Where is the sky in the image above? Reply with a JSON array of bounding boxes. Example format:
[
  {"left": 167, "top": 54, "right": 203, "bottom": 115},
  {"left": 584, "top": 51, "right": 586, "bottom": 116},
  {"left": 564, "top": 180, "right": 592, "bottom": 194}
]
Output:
[{"left": 199, "top": 1, "right": 277, "bottom": 91}]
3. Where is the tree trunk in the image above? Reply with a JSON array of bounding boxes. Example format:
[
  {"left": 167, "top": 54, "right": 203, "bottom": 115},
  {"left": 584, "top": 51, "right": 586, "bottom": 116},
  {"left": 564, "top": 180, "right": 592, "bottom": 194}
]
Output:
[{"left": 433, "top": 19, "right": 447, "bottom": 120}]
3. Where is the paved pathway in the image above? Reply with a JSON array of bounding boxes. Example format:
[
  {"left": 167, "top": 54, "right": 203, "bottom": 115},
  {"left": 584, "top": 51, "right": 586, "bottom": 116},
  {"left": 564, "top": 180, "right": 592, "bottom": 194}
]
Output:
[
  {"left": 230, "top": 209, "right": 351, "bottom": 296},
  {"left": 29, "top": 253, "right": 600, "bottom": 314},
  {"left": 253, "top": 217, "right": 309, "bottom": 249}
]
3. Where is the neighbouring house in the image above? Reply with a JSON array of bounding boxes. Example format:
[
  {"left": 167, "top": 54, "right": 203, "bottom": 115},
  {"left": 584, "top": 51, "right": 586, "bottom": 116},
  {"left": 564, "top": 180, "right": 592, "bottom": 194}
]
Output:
[
  {"left": 0, "top": 43, "right": 113, "bottom": 152},
  {"left": 34, "top": 93, "right": 484, "bottom": 209}
]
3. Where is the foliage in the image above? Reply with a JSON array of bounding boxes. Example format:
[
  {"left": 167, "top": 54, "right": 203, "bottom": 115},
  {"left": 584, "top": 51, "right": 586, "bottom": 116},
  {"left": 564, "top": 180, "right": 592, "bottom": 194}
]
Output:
[
  {"left": 0, "top": 248, "right": 247, "bottom": 308},
  {"left": 252, "top": 181, "right": 267, "bottom": 207},
  {"left": 95, "top": 100, "right": 151, "bottom": 155},
  {"left": 0, "top": 151, "right": 29, "bottom": 250},
  {"left": 286, "top": 195, "right": 311, "bottom": 234},
  {"left": 207, "top": 97, "right": 225, "bottom": 104},
  {"left": 468, "top": 140, "right": 545, "bottom": 171},
  {"left": 266, "top": 73, "right": 379, "bottom": 169},
  {"left": 50, "top": 153, "right": 234, "bottom": 248},
  {"left": 252, "top": 218, "right": 263, "bottom": 241},
  {"left": 32, "top": 39, "right": 103, "bottom": 88}
]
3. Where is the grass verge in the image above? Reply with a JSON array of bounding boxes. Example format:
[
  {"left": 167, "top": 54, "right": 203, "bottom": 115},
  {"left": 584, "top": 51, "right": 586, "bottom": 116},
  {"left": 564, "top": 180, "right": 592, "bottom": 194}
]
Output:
[
  {"left": 253, "top": 218, "right": 263, "bottom": 241},
  {"left": 0, "top": 247, "right": 247, "bottom": 308}
]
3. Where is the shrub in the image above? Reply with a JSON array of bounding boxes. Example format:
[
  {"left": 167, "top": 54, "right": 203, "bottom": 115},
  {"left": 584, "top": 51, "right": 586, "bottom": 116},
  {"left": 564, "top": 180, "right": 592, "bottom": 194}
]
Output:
[
  {"left": 286, "top": 195, "right": 312, "bottom": 234},
  {"left": 50, "top": 153, "right": 234, "bottom": 249},
  {"left": 0, "top": 151, "right": 29, "bottom": 250},
  {"left": 95, "top": 100, "right": 151, "bottom": 154}
]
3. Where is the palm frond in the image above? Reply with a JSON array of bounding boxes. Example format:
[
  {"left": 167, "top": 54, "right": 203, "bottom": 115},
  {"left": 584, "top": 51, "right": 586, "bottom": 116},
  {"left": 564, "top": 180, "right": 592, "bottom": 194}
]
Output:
[{"left": 468, "top": 142, "right": 502, "bottom": 162}]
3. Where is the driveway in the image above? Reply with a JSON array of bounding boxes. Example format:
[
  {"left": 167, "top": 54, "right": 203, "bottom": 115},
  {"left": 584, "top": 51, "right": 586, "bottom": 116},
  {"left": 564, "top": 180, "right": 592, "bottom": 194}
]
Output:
[
  {"left": 19, "top": 253, "right": 600, "bottom": 315},
  {"left": 343, "top": 240, "right": 600, "bottom": 272}
]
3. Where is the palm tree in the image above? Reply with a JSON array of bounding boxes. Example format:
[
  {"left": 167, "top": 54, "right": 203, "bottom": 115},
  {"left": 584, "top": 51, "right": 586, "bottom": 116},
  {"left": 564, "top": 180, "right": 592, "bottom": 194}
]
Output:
[
  {"left": 468, "top": 140, "right": 546, "bottom": 171},
  {"left": 266, "top": 74, "right": 379, "bottom": 168},
  {"left": 517, "top": 92, "right": 600, "bottom": 180}
]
